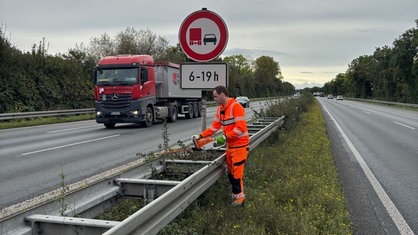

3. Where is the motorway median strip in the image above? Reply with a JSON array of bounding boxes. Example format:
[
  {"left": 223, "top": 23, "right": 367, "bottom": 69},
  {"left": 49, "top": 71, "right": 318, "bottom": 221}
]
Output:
[{"left": 159, "top": 98, "right": 353, "bottom": 234}]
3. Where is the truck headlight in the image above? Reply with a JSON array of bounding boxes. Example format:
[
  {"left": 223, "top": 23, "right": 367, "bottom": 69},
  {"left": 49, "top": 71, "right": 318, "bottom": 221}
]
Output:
[
  {"left": 96, "top": 111, "right": 102, "bottom": 116},
  {"left": 131, "top": 110, "right": 139, "bottom": 116}
]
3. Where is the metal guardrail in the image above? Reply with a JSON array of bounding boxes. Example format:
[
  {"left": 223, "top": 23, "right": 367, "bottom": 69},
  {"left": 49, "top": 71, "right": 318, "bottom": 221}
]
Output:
[
  {"left": 1, "top": 97, "right": 415, "bottom": 121},
  {"left": 105, "top": 116, "right": 285, "bottom": 235},
  {"left": 346, "top": 97, "right": 418, "bottom": 108},
  {"left": 0, "top": 109, "right": 95, "bottom": 121},
  {"left": 0, "top": 116, "right": 284, "bottom": 235},
  {"left": 0, "top": 101, "right": 219, "bottom": 121}
]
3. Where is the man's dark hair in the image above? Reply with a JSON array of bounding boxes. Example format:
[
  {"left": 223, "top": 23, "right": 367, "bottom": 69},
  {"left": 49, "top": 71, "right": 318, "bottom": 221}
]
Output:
[{"left": 213, "top": 85, "right": 229, "bottom": 97}]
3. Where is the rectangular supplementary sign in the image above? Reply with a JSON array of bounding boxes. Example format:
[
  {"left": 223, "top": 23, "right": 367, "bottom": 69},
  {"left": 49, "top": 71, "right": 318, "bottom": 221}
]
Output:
[{"left": 180, "top": 62, "right": 228, "bottom": 89}]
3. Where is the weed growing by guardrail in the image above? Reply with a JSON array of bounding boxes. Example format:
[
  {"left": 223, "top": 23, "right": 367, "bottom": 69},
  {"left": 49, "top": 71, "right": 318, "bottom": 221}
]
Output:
[
  {"left": 98, "top": 198, "right": 145, "bottom": 221},
  {"left": 57, "top": 166, "right": 70, "bottom": 216},
  {"left": 154, "top": 119, "right": 219, "bottom": 180},
  {"left": 99, "top": 119, "right": 220, "bottom": 220}
]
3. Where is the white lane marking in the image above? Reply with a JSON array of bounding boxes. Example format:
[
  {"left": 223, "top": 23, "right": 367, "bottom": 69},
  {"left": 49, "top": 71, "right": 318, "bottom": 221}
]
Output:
[
  {"left": 363, "top": 110, "right": 372, "bottom": 115},
  {"left": 47, "top": 125, "right": 98, "bottom": 133},
  {"left": 322, "top": 105, "right": 414, "bottom": 235},
  {"left": 393, "top": 121, "right": 415, "bottom": 130},
  {"left": 21, "top": 135, "right": 120, "bottom": 156}
]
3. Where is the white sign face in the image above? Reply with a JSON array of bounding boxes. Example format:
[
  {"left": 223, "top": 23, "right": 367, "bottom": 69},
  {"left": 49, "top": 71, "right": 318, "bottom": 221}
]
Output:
[
  {"left": 180, "top": 63, "right": 228, "bottom": 89},
  {"left": 187, "top": 20, "right": 220, "bottom": 55}
]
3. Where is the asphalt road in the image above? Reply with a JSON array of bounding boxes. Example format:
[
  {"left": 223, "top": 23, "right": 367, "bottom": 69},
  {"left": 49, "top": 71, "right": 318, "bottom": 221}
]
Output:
[
  {"left": 318, "top": 97, "right": 417, "bottom": 234},
  {"left": 0, "top": 101, "right": 263, "bottom": 210}
]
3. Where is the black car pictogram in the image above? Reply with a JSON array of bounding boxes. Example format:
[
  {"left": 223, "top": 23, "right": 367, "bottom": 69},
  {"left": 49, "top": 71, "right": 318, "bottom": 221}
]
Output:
[{"left": 203, "top": 34, "right": 217, "bottom": 45}]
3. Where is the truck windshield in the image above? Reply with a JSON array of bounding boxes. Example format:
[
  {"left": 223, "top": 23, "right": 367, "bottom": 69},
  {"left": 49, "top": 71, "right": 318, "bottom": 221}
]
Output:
[{"left": 96, "top": 68, "right": 139, "bottom": 85}]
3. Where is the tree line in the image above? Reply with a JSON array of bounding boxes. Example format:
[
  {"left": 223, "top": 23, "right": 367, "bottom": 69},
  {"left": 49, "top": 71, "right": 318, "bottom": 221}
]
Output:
[
  {"left": 320, "top": 20, "right": 418, "bottom": 103},
  {"left": 0, "top": 27, "right": 292, "bottom": 113}
]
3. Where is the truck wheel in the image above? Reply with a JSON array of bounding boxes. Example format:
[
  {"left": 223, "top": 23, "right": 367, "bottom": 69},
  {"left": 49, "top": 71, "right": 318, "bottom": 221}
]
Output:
[
  {"left": 104, "top": 123, "right": 115, "bottom": 128},
  {"left": 185, "top": 103, "right": 194, "bottom": 119},
  {"left": 167, "top": 105, "right": 177, "bottom": 123},
  {"left": 142, "top": 106, "right": 153, "bottom": 127},
  {"left": 197, "top": 102, "right": 202, "bottom": 117},
  {"left": 193, "top": 102, "right": 199, "bottom": 118}
]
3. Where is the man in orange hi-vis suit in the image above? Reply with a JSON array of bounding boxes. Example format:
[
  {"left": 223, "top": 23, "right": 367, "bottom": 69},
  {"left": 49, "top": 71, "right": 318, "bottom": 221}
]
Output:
[{"left": 195, "top": 85, "right": 250, "bottom": 206}]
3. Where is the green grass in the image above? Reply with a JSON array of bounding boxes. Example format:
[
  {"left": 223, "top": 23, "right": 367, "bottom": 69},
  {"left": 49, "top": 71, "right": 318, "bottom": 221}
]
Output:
[
  {"left": 0, "top": 114, "right": 94, "bottom": 129},
  {"left": 159, "top": 99, "right": 353, "bottom": 234}
]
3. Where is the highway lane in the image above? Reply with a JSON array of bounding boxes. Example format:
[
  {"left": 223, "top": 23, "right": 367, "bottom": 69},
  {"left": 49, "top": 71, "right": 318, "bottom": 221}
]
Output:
[
  {"left": 0, "top": 101, "right": 265, "bottom": 209},
  {"left": 318, "top": 98, "right": 417, "bottom": 234}
]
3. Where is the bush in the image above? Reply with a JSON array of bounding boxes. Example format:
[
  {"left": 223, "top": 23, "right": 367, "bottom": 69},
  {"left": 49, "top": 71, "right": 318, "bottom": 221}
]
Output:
[{"left": 254, "top": 94, "right": 314, "bottom": 131}]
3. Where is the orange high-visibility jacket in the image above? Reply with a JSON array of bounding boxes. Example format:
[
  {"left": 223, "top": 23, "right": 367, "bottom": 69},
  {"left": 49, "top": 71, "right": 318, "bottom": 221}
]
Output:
[{"left": 201, "top": 98, "right": 250, "bottom": 148}]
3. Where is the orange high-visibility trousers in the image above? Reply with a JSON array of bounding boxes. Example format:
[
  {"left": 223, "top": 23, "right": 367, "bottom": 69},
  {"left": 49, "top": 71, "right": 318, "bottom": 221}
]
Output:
[{"left": 225, "top": 146, "right": 248, "bottom": 194}]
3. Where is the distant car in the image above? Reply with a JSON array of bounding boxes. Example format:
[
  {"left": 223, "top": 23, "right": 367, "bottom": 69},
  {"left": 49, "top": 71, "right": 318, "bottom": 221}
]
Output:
[
  {"left": 235, "top": 96, "right": 250, "bottom": 108},
  {"left": 327, "top": 94, "right": 334, "bottom": 99},
  {"left": 336, "top": 95, "right": 343, "bottom": 100}
]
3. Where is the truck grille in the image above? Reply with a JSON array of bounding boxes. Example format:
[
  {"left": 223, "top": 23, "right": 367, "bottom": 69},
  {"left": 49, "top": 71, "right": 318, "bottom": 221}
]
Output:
[{"left": 101, "top": 93, "right": 132, "bottom": 109}]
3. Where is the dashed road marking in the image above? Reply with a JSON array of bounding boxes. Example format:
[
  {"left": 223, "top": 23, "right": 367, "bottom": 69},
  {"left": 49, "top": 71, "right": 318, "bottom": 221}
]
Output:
[
  {"left": 21, "top": 135, "right": 120, "bottom": 156},
  {"left": 393, "top": 121, "right": 415, "bottom": 130}
]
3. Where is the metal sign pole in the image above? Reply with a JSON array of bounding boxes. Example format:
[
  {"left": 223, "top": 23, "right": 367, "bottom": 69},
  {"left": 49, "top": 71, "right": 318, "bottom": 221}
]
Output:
[{"left": 201, "top": 97, "right": 207, "bottom": 132}]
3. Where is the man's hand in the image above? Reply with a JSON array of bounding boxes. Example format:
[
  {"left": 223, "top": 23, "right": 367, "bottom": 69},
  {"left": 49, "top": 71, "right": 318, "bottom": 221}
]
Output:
[
  {"left": 191, "top": 134, "right": 202, "bottom": 140},
  {"left": 216, "top": 135, "right": 226, "bottom": 145}
]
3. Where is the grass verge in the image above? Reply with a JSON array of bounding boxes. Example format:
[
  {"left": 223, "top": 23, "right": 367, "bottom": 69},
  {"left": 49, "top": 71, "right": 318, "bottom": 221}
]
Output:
[
  {"left": 159, "top": 99, "right": 353, "bottom": 234},
  {"left": 0, "top": 114, "right": 94, "bottom": 129}
]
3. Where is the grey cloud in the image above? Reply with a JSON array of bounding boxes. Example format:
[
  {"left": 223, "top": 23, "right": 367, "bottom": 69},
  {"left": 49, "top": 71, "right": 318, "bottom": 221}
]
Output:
[
  {"left": 223, "top": 48, "right": 287, "bottom": 59},
  {"left": 1, "top": 0, "right": 417, "bottom": 88}
]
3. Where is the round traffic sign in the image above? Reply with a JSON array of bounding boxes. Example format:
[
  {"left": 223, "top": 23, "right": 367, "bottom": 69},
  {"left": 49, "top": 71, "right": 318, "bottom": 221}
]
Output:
[{"left": 179, "top": 9, "right": 228, "bottom": 62}]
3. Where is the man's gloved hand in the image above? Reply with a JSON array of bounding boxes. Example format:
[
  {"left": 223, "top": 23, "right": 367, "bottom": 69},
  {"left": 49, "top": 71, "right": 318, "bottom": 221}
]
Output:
[
  {"left": 216, "top": 135, "right": 226, "bottom": 145},
  {"left": 192, "top": 134, "right": 202, "bottom": 140}
]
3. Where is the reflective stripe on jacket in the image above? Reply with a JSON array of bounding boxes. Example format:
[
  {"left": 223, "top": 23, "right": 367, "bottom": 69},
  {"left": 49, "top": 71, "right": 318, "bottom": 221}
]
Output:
[{"left": 201, "top": 98, "right": 250, "bottom": 148}]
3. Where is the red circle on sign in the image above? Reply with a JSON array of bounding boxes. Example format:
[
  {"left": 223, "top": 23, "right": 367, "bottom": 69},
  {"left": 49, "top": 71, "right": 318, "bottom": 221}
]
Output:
[{"left": 179, "top": 9, "right": 228, "bottom": 62}]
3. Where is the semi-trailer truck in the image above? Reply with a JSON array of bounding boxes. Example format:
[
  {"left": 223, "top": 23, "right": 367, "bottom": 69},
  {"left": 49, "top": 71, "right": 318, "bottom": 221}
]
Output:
[{"left": 94, "top": 55, "right": 202, "bottom": 128}]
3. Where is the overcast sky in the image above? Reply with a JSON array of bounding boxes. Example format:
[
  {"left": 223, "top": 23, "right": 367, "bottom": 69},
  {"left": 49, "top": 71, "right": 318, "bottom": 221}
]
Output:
[{"left": 1, "top": 0, "right": 417, "bottom": 89}]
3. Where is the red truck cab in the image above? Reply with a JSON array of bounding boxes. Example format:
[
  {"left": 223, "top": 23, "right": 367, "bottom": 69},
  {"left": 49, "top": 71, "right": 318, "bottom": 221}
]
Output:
[
  {"left": 94, "top": 55, "right": 156, "bottom": 128},
  {"left": 94, "top": 55, "right": 202, "bottom": 128}
]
